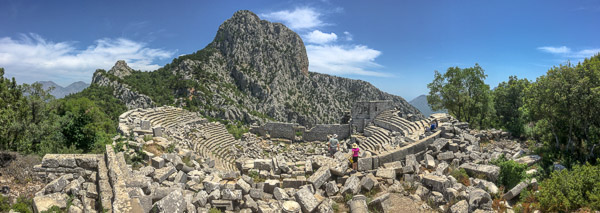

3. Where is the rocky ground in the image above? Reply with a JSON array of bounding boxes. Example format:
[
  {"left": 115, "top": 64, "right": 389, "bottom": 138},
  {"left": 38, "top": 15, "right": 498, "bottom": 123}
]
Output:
[
  {"left": 0, "top": 152, "right": 45, "bottom": 211},
  {"left": 27, "top": 112, "right": 550, "bottom": 213}
]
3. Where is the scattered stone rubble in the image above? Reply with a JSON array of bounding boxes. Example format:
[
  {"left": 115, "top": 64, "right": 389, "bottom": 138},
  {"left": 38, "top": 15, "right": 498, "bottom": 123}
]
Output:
[{"left": 32, "top": 105, "right": 544, "bottom": 213}]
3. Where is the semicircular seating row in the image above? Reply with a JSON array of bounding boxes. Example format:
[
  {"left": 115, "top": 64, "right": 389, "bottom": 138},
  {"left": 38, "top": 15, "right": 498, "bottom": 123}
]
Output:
[
  {"left": 359, "top": 110, "right": 434, "bottom": 155},
  {"left": 121, "top": 106, "right": 239, "bottom": 171}
]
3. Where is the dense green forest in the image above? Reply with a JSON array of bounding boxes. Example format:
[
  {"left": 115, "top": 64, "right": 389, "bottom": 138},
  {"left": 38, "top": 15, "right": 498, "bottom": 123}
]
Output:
[{"left": 0, "top": 68, "right": 125, "bottom": 155}]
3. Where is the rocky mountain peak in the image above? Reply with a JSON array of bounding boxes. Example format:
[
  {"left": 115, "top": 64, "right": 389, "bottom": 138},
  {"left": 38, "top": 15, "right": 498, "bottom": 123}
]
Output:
[
  {"left": 210, "top": 10, "right": 309, "bottom": 75},
  {"left": 108, "top": 60, "right": 134, "bottom": 78}
]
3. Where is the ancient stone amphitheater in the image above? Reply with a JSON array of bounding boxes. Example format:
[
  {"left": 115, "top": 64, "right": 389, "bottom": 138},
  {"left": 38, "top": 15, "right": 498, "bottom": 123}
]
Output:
[
  {"left": 31, "top": 103, "right": 542, "bottom": 213},
  {"left": 118, "top": 106, "right": 240, "bottom": 171}
]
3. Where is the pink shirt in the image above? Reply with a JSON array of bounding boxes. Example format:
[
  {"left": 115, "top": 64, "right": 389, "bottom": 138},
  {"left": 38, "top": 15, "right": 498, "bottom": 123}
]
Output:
[{"left": 352, "top": 148, "right": 360, "bottom": 157}]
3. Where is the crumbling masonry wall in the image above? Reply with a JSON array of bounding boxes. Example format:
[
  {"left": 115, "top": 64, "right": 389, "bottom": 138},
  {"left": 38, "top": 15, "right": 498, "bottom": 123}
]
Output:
[
  {"left": 351, "top": 100, "right": 394, "bottom": 133},
  {"left": 250, "top": 122, "right": 350, "bottom": 141}
]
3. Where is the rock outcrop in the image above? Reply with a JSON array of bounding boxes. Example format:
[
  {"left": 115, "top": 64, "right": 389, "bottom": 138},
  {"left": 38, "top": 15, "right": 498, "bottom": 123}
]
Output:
[
  {"left": 91, "top": 61, "right": 154, "bottom": 109},
  {"left": 90, "top": 10, "right": 421, "bottom": 126}
]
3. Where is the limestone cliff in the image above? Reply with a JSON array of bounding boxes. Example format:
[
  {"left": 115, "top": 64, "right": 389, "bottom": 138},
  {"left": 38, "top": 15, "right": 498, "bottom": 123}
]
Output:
[
  {"left": 91, "top": 62, "right": 153, "bottom": 109},
  {"left": 92, "top": 10, "right": 422, "bottom": 126}
]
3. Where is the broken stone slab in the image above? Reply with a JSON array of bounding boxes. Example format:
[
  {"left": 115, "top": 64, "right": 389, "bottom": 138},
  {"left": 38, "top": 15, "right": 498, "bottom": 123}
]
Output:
[
  {"left": 308, "top": 166, "right": 331, "bottom": 190},
  {"left": 375, "top": 168, "right": 396, "bottom": 179},
  {"left": 472, "top": 178, "right": 499, "bottom": 194},
  {"left": 348, "top": 195, "right": 368, "bottom": 213},
  {"left": 341, "top": 175, "right": 361, "bottom": 195},
  {"left": 193, "top": 191, "right": 208, "bottom": 207},
  {"left": 367, "top": 193, "right": 389, "bottom": 212},
  {"left": 211, "top": 199, "right": 234, "bottom": 211},
  {"left": 236, "top": 179, "right": 252, "bottom": 194},
  {"left": 282, "top": 177, "right": 306, "bottom": 189},
  {"left": 221, "top": 171, "right": 240, "bottom": 180},
  {"left": 450, "top": 200, "right": 469, "bottom": 213},
  {"left": 151, "top": 157, "right": 165, "bottom": 169},
  {"left": 85, "top": 183, "right": 98, "bottom": 199},
  {"left": 294, "top": 187, "right": 320, "bottom": 213},
  {"left": 282, "top": 200, "right": 301, "bottom": 213},
  {"left": 437, "top": 151, "right": 455, "bottom": 161},
  {"left": 221, "top": 188, "right": 242, "bottom": 200},
  {"left": 359, "top": 173, "right": 378, "bottom": 191},
  {"left": 174, "top": 171, "right": 188, "bottom": 184},
  {"left": 515, "top": 155, "right": 541, "bottom": 166},
  {"left": 44, "top": 174, "right": 73, "bottom": 194},
  {"left": 383, "top": 161, "right": 403, "bottom": 174},
  {"left": 249, "top": 188, "right": 263, "bottom": 200},
  {"left": 273, "top": 187, "right": 290, "bottom": 200},
  {"left": 459, "top": 163, "right": 500, "bottom": 182},
  {"left": 469, "top": 188, "right": 492, "bottom": 212},
  {"left": 425, "top": 154, "right": 436, "bottom": 169},
  {"left": 153, "top": 166, "right": 176, "bottom": 183},
  {"left": 202, "top": 180, "right": 220, "bottom": 194},
  {"left": 358, "top": 157, "right": 372, "bottom": 171},
  {"left": 263, "top": 179, "right": 280, "bottom": 194},
  {"left": 325, "top": 181, "right": 339, "bottom": 197},
  {"left": 422, "top": 174, "right": 451, "bottom": 193},
  {"left": 243, "top": 194, "right": 258, "bottom": 212},
  {"left": 33, "top": 192, "right": 69, "bottom": 213},
  {"left": 330, "top": 161, "right": 349, "bottom": 176},
  {"left": 502, "top": 181, "right": 529, "bottom": 200},
  {"left": 254, "top": 159, "right": 273, "bottom": 171},
  {"left": 41, "top": 154, "right": 76, "bottom": 168}
]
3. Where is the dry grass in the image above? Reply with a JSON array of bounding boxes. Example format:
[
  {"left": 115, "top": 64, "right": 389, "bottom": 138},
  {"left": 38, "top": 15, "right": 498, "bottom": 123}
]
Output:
[{"left": 143, "top": 143, "right": 165, "bottom": 156}]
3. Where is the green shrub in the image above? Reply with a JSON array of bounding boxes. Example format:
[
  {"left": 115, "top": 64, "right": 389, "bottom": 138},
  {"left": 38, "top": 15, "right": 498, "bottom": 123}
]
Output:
[
  {"left": 450, "top": 168, "right": 470, "bottom": 186},
  {"left": 538, "top": 162, "right": 600, "bottom": 212},
  {"left": 0, "top": 194, "right": 10, "bottom": 212},
  {"left": 11, "top": 196, "right": 33, "bottom": 213},
  {"left": 226, "top": 122, "right": 248, "bottom": 140},
  {"left": 491, "top": 155, "right": 528, "bottom": 189},
  {"left": 209, "top": 207, "right": 222, "bottom": 213}
]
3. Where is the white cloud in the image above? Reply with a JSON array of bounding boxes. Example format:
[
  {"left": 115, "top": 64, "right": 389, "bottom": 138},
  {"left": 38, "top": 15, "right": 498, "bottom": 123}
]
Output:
[
  {"left": 305, "top": 30, "right": 337, "bottom": 44},
  {"left": 343, "top": 31, "right": 353, "bottom": 41},
  {"left": 261, "top": 7, "right": 325, "bottom": 30},
  {"left": 538, "top": 46, "right": 571, "bottom": 54},
  {"left": 0, "top": 33, "right": 174, "bottom": 85},
  {"left": 306, "top": 44, "right": 389, "bottom": 77},
  {"left": 537, "top": 45, "right": 600, "bottom": 58},
  {"left": 263, "top": 7, "right": 388, "bottom": 77}
]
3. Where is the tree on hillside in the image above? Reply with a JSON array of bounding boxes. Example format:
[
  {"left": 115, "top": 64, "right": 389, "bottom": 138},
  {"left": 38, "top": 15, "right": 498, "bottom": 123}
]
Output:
[
  {"left": 493, "top": 76, "right": 530, "bottom": 137},
  {"left": 427, "top": 64, "right": 493, "bottom": 128},
  {"left": 524, "top": 55, "right": 600, "bottom": 164}
]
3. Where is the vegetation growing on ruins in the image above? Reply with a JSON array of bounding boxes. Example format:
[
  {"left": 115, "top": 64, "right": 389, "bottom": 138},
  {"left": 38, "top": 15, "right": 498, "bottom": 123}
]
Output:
[
  {"left": 490, "top": 155, "right": 528, "bottom": 189},
  {"left": 428, "top": 54, "right": 600, "bottom": 166},
  {"left": 537, "top": 162, "right": 600, "bottom": 211},
  {"left": 428, "top": 54, "right": 600, "bottom": 211}
]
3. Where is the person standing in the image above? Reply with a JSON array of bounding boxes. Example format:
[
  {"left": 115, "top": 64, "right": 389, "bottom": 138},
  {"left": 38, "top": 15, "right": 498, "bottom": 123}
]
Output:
[
  {"left": 351, "top": 143, "right": 360, "bottom": 173},
  {"left": 328, "top": 134, "right": 339, "bottom": 157}
]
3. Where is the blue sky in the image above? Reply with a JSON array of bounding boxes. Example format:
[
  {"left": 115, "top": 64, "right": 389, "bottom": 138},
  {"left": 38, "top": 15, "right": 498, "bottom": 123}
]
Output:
[{"left": 1, "top": 0, "right": 599, "bottom": 101}]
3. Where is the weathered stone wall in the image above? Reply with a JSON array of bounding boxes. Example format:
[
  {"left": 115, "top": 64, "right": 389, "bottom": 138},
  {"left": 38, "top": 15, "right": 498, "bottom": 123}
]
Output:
[
  {"left": 351, "top": 101, "right": 394, "bottom": 133},
  {"left": 250, "top": 122, "right": 351, "bottom": 141},
  {"left": 250, "top": 122, "right": 299, "bottom": 140},
  {"left": 303, "top": 124, "right": 351, "bottom": 141},
  {"left": 33, "top": 154, "right": 110, "bottom": 212}
]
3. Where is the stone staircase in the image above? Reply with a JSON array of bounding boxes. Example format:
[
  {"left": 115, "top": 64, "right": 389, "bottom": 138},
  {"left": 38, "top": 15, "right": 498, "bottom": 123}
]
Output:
[
  {"left": 361, "top": 125, "right": 392, "bottom": 154},
  {"left": 359, "top": 109, "right": 436, "bottom": 154}
]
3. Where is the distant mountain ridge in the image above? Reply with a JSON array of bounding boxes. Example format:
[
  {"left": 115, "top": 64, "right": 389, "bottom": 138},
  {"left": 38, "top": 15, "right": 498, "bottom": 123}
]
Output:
[
  {"left": 90, "top": 10, "right": 423, "bottom": 126},
  {"left": 37, "top": 81, "right": 89, "bottom": 98},
  {"left": 409, "top": 95, "right": 447, "bottom": 117}
]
